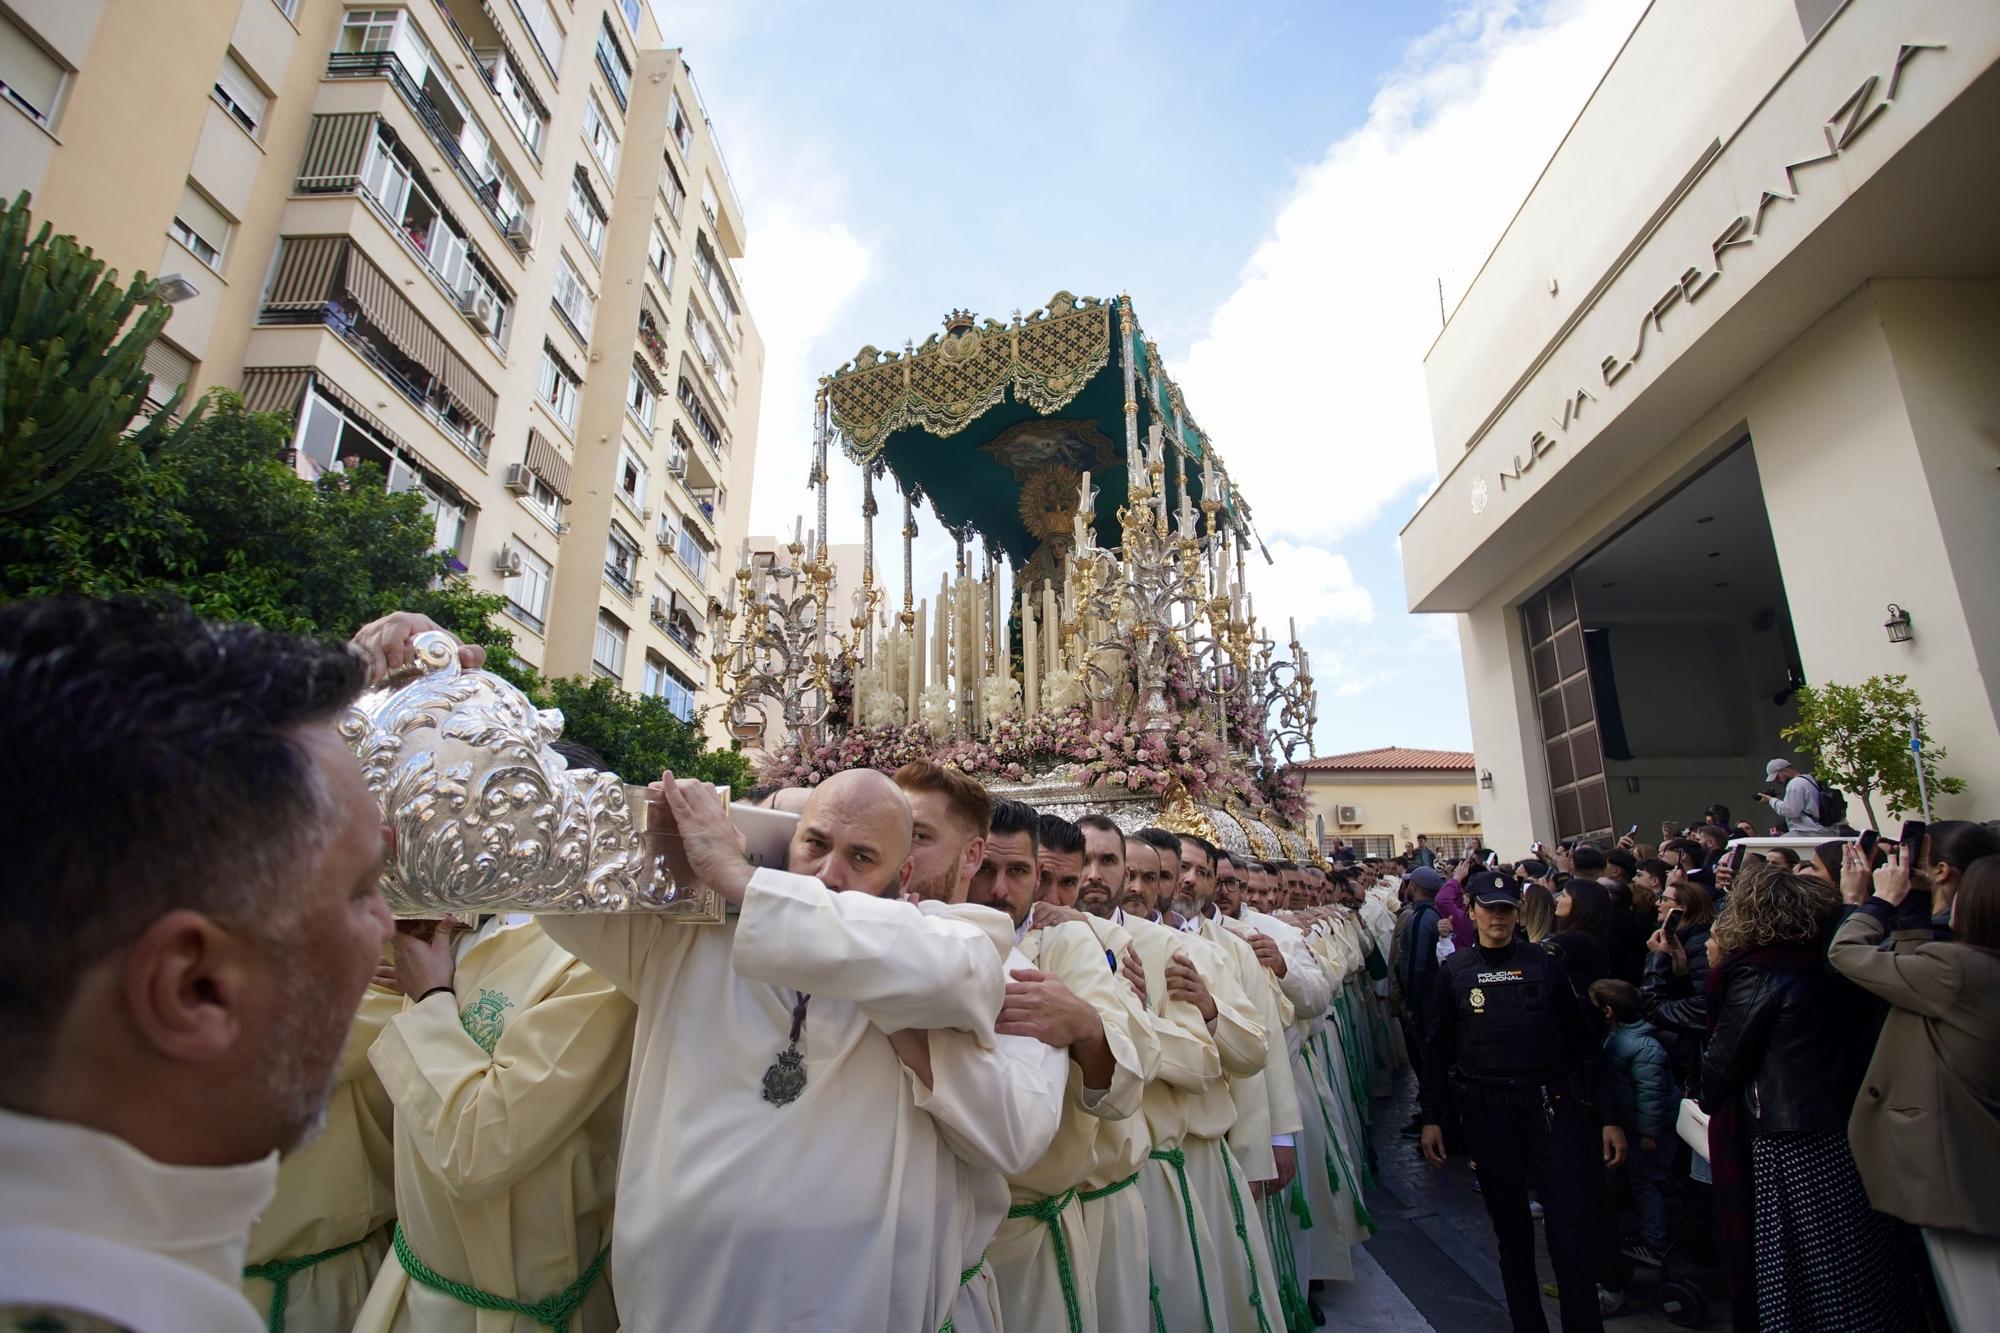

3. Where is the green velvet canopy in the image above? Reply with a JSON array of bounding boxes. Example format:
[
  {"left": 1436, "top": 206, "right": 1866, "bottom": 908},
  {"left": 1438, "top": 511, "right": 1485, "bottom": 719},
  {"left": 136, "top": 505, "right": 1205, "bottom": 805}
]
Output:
[{"left": 820, "top": 291, "right": 1243, "bottom": 565}]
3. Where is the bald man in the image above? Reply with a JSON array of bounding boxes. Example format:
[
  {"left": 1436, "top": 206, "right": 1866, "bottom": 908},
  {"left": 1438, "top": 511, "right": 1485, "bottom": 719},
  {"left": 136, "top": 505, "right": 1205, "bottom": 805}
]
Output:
[{"left": 541, "top": 769, "right": 1023, "bottom": 1331}]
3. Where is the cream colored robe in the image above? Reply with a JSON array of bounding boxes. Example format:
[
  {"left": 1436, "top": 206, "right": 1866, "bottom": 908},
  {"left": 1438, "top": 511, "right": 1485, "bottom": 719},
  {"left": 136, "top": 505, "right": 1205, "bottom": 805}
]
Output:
[
  {"left": 358, "top": 920, "right": 634, "bottom": 1333},
  {"left": 541, "top": 868, "right": 1017, "bottom": 1333},
  {"left": 0, "top": 1108, "right": 275, "bottom": 1332},
  {"left": 242, "top": 986, "right": 400, "bottom": 1332},
  {"left": 1196, "top": 916, "right": 1292, "bottom": 1333},
  {"left": 1119, "top": 912, "right": 1262, "bottom": 1333},
  {"left": 977, "top": 918, "right": 1153, "bottom": 1333}
]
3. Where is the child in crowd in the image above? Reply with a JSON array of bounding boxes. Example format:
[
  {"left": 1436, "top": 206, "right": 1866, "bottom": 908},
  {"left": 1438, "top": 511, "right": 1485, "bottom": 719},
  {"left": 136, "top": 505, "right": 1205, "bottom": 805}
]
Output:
[{"left": 1589, "top": 978, "right": 1676, "bottom": 1267}]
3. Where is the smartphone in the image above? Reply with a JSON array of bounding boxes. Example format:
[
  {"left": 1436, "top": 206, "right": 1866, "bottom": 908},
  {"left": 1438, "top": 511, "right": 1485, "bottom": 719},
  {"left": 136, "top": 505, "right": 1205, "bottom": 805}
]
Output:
[
  {"left": 1627, "top": 824, "right": 1639, "bottom": 837},
  {"left": 1899, "top": 819, "right": 1928, "bottom": 861},
  {"left": 1727, "top": 843, "right": 1747, "bottom": 872},
  {"left": 1663, "top": 907, "right": 1684, "bottom": 936},
  {"left": 1857, "top": 828, "right": 1880, "bottom": 859}
]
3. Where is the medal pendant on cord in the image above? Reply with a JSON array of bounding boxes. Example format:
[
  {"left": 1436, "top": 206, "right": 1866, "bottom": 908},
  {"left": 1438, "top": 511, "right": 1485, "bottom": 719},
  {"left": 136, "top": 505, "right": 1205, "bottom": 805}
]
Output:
[{"left": 762, "top": 991, "right": 811, "bottom": 1106}]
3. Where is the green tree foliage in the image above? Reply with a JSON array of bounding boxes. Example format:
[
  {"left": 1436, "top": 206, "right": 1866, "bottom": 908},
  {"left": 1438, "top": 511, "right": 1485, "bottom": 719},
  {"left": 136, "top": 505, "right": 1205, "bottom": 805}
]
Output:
[
  {"left": 1781, "top": 674, "right": 1965, "bottom": 828},
  {"left": 0, "top": 191, "right": 198, "bottom": 512},
  {"left": 0, "top": 390, "right": 749, "bottom": 792},
  {"left": 540, "top": 674, "right": 753, "bottom": 794}
]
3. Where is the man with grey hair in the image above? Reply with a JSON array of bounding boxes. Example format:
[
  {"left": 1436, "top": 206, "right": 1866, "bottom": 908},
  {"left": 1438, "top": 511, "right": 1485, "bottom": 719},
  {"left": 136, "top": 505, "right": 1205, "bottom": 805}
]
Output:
[{"left": 542, "top": 768, "right": 1030, "bottom": 1331}]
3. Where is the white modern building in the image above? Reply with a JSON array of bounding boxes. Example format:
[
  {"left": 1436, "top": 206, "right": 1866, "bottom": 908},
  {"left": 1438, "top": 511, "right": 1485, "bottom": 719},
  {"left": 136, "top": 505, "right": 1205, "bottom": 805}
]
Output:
[{"left": 1402, "top": 0, "right": 1999, "bottom": 849}]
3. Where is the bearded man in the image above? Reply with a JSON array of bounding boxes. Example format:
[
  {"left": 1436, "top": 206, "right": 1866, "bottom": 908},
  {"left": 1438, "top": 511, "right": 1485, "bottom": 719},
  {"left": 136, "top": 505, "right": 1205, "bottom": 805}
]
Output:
[{"left": 0, "top": 599, "right": 392, "bottom": 1330}]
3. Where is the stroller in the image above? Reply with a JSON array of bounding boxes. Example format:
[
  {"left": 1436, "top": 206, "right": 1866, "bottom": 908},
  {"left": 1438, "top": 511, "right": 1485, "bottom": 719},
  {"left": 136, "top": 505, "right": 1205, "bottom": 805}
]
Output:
[{"left": 1653, "top": 1098, "right": 1727, "bottom": 1327}]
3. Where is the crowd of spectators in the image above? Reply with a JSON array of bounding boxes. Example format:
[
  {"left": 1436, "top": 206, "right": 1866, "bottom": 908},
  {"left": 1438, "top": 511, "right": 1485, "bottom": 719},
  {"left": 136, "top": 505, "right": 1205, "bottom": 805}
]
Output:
[{"left": 1377, "top": 767, "right": 1998, "bottom": 1332}]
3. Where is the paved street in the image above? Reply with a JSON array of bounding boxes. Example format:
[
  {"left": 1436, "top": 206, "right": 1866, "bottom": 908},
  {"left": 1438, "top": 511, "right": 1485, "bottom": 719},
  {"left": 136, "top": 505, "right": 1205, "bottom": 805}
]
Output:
[{"left": 1312, "top": 1072, "right": 1707, "bottom": 1332}]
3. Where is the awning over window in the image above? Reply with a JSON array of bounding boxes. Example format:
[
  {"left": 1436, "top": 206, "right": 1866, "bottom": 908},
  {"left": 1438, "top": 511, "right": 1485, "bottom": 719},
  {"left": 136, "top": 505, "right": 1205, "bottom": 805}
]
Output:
[
  {"left": 297, "top": 113, "right": 375, "bottom": 192},
  {"left": 266, "top": 236, "right": 346, "bottom": 311},
  {"left": 309, "top": 370, "right": 414, "bottom": 458},
  {"left": 524, "top": 428, "right": 571, "bottom": 499},
  {"left": 438, "top": 355, "right": 498, "bottom": 436},
  {"left": 343, "top": 248, "right": 448, "bottom": 382},
  {"left": 239, "top": 366, "right": 310, "bottom": 416}
]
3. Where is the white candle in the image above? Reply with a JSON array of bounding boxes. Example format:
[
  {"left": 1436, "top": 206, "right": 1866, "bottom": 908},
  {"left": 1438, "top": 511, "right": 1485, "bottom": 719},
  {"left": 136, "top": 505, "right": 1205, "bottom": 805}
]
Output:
[
  {"left": 1024, "top": 607, "right": 1040, "bottom": 715},
  {"left": 1042, "top": 581, "right": 1058, "bottom": 678},
  {"left": 912, "top": 606, "right": 926, "bottom": 716}
]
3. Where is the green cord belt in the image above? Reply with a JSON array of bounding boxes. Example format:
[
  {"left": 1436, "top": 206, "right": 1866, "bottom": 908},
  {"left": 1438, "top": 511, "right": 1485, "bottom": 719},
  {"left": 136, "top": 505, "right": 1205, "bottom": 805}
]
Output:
[
  {"left": 243, "top": 1237, "right": 365, "bottom": 1333},
  {"left": 393, "top": 1222, "right": 608, "bottom": 1331},
  {"left": 1149, "top": 1147, "right": 1215, "bottom": 1333},
  {"left": 935, "top": 1252, "right": 987, "bottom": 1333},
  {"left": 1218, "top": 1145, "right": 1275, "bottom": 1333},
  {"left": 1078, "top": 1169, "right": 1142, "bottom": 1203},
  {"left": 1005, "top": 1186, "right": 1084, "bottom": 1333},
  {"left": 1263, "top": 1188, "right": 1315, "bottom": 1333}
]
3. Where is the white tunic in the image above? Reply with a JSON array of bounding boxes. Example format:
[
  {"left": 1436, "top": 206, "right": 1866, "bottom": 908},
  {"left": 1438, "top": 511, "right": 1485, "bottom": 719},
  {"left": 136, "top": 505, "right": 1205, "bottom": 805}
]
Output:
[
  {"left": 0, "top": 1107, "right": 275, "bottom": 1332},
  {"left": 540, "top": 868, "right": 1011, "bottom": 1333}
]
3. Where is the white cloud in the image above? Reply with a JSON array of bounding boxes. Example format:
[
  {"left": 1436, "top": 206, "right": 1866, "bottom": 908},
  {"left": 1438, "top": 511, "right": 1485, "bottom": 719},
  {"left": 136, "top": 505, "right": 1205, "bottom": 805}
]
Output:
[
  {"left": 1248, "top": 538, "right": 1374, "bottom": 639},
  {"left": 1171, "top": 0, "right": 1645, "bottom": 548}
]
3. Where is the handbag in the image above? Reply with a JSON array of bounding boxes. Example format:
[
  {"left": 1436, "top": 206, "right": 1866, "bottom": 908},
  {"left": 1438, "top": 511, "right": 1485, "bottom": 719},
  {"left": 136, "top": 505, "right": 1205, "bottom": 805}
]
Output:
[{"left": 1675, "top": 1096, "right": 1710, "bottom": 1161}]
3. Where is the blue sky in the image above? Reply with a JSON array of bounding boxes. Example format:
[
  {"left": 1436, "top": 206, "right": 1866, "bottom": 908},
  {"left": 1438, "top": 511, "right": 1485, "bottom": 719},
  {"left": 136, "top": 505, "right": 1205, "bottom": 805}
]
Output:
[{"left": 656, "top": 0, "right": 1647, "bottom": 756}]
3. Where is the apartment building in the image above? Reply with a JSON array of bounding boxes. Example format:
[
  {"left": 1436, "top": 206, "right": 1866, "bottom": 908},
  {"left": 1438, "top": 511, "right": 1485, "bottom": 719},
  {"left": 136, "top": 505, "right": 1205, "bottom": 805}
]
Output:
[{"left": 1, "top": 0, "right": 764, "bottom": 742}]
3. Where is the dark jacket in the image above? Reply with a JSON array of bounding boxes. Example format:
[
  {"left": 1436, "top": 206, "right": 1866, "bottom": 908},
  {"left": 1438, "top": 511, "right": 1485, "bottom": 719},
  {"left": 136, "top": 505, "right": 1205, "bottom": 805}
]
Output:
[
  {"left": 1397, "top": 899, "right": 1442, "bottom": 1015},
  {"left": 1830, "top": 899, "right": 2000, "bottom": 1235},
  {"left": 1699, "top": 944, "right": 1859, "bottom": 1136},
  {"left": 1639, "top": 923, "right": 1712, "bottom": 1089},
  {"left": 1543, "top": 929, "right": 1607, "bottom": 998},
  {"left": 1604, "top": 1020, "right": 1677, "bottom": 1140}
]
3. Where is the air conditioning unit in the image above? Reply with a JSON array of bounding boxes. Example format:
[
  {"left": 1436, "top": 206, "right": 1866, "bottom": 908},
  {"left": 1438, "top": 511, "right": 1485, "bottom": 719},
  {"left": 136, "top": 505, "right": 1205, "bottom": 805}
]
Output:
[
  {"left": 503, "top": 463, "right": 533, "bottom": 495},
  {"left": 457, "top": 287, "right": 496, "bottom": 334},
  {"left": 492, "top": 545, "right": 524, "bottom": 577},
  {"left": 504, "top": 215, "right": 536, "bottom": 254},
  {"left": 665, "top": 450, "right": 688, "bottom": 477},
  {"left": 1455, "top": 803, "right": 1481, "bottom": 826},
  {"left": 640, "top": 504, "right": 653, "bottom": 522},
  {"left": 650, "top": 596, "right": 670, "bottom": 625},
  {"left": 655, "top": 523, "right": 675, "bottom": 551},
  {"left": 1336, "top": 804, "right": 1364, "bottom": 826}
]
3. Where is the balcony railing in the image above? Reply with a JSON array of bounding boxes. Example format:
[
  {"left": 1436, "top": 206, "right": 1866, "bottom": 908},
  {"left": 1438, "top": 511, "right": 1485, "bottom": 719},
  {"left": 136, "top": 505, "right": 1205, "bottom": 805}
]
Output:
[
  {"left": 326, "top": 52, "right": 516, "bottom": 238},
  {"left": 604, "top": 562, "right": 636, "bottom": 597},
  {"left": 261, "top": 305, "right": 489, "bottom": 464}
]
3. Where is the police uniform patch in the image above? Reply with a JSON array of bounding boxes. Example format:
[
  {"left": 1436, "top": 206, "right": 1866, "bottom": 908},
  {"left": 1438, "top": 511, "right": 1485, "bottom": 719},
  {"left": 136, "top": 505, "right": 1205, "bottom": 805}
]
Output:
[{"left": 1469, "top": 986, "right": 1486, "bottom": 1011}]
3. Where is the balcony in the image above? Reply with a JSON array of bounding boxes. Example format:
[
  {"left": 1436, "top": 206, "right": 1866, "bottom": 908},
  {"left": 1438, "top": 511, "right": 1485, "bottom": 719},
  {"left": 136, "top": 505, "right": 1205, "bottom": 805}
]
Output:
[
  {"left": 326, "top": 51, "right": 518, "bottom": 239},
  {"left": 603, "top": 562, "right": 636, "bottom": 598},
  {"left": 262, "top": 304, "right": 490, "bottom": 465}
]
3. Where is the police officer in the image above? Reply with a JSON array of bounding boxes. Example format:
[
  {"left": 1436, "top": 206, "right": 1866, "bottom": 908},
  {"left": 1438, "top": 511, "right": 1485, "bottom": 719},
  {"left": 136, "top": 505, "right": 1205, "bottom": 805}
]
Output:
[{"left": 1419, "top": 871, "right": 1626, "bottom": 1333}]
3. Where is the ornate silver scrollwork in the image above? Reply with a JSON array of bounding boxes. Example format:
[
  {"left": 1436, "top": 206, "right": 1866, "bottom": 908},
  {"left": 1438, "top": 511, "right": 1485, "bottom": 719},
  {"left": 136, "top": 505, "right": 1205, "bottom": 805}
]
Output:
[{"left": 337, "top": 631, "right": 722, "bottom": 921}]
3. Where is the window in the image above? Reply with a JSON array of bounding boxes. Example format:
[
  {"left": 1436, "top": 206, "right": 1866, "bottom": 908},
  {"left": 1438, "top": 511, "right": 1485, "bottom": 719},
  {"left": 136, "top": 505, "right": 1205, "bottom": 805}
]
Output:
[
  {"left": 142, "top": 340, "right": 194, "bottom": 411},
  {"left": 643, "top": 655, "right": 696, "bottom": 720},
  {"left": 489, "top": 52, "right": 545, "bottom": 155},
  {"left": 567, "top": 169, "right": 606, "bottom": 258},
  {"left": 552, "top": 253, "right": 595, "bottom": 338},
  {"left": 604, "top": 527, "right": 640, "bottom": 594},
  {"left": 169, "top": 183, "right": 232, "bottom": 269},
  {"left": 620, "top": 0, "right": 643, "bottom": 32},
  {"left": 617, "top": 445, "right": 648, "bottom": 512},
  {"left": 659, "top": 155, "right": 686, "bottom": 222},
  {"left": 423, "top": 488, "right": 469, "bottom": 557},
  {"left": 648, "top": 224, "right": 674, "bottom": 285},
  {"left": 273, "top": 0, "right": 301, "bottom": 19},
  {"left": 694, "top": 233, "right": 740, "bottom": 344},
  {"left": 701, "top": 177, "right": 719, "bottom": 227},
  {"left": 537, "top": 343, "right": 580, "bottom": 428},
  {"left": 582, "top": 94, "right": 619, "bottom": 179},
  {"left": 596, "top": 611, "right": 629, "bottom": 680},
  {"left": 1, "top": 13, "right": 68, "bottom": 130},
  {"left": 514, "top": 0, "right": 565, "bottom": 75},
  {"left": 337, "top": 9, "right": 400, "bottom": 53},
  {"left": 626, "top": 361, "right": 658, "bottom": 434},
  {"left": 594, "top": 19, "right": 631, "bottom": 109},
  {"left": 686, "top": 305, "right": 733, "bottom": 400},
  {"left": 668, "top": 93, "right": 692, "bottom": 157},
  {"left": 506, "top": 543, "right": 553, "bottom": 629},
  {"left": 674, "top": 525, "right": 709, "bottom": 582},
  {"left": 677, "top": 374, "right": 727, "bottom": 455},
  {"left": 212, "top": 52, "right": 267, "bottom": 138},
  {"left": 526, "top": 471, "right": 564, "bottom": 524}
]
